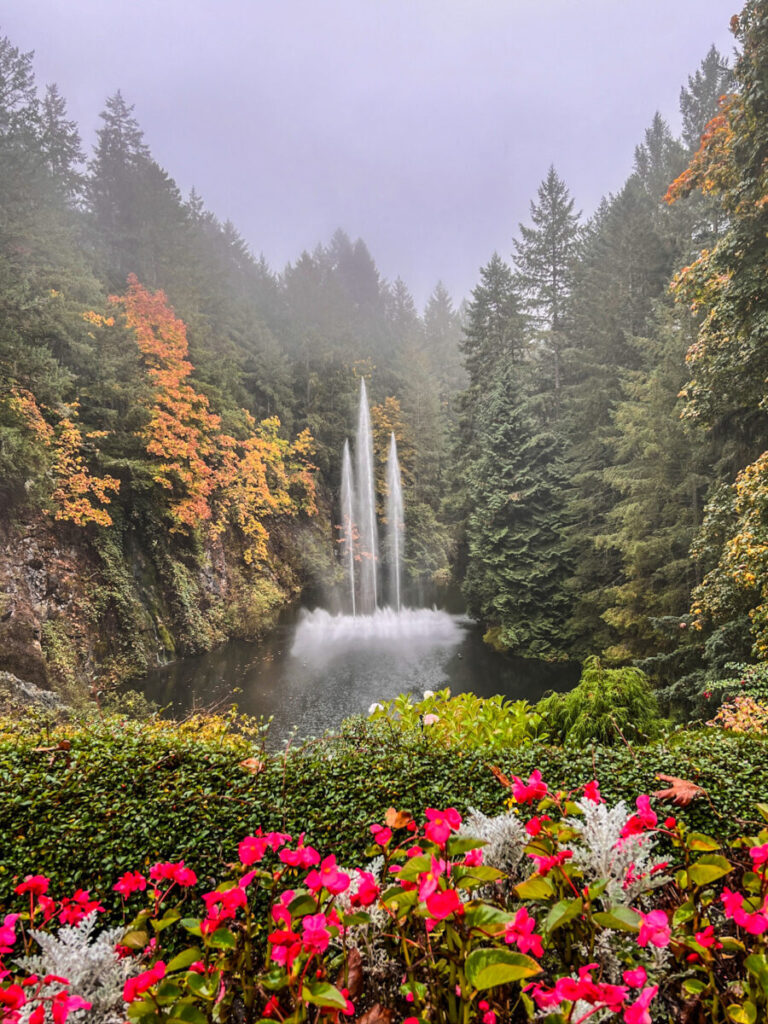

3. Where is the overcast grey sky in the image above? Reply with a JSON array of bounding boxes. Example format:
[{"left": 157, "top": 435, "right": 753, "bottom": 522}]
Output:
[{"left": 3, "top": 1, "right": 736, "bottom": 306}]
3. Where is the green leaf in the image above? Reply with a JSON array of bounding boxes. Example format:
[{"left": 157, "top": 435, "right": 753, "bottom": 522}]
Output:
[
  {"left": 288, "top": 894, "right": 318, "bottom": 918},
  {"left": 180, "top": 918, "right": 203, "bottom": 937},
  {"left": 745, "top": 953, "right": 768, "bottom": 996},
  {"left": 186, "top": 973, "right": 217, "bottom": 1001},
  {"left": 168, "top": 1005, "right": 209, "bottom": 1024},
  {"left": 463, "top": 901, "right": 515, "bottom": 934},
  {"left": 688, "top": 855, "right": 732, "bottom": 888},
  {"left": 167, "top": 947, "right": 204, "bottom": 973},
  {"left": 208, "top": 928, "right": 236, "bottom": 949},
  {"left": 727, "top": 1002, "right": 757, "bottom": 1024},
  {"left": 465, "top": 948, "right": 542, "bottom": 990},
  {"left": 151, "top": 908, "right": 182, "bottom": 934},
  {"left": 514, "top": 875, "right": 554, "bottom": 900},
  {"left": 673, "top": 899, "right": 696, "bottom": 926},
  {"left": 592, "top": 906, "right": 641, "bottom": 932},
  {"left": 452, "top": 865, "right": 504, "bottom": 886},
  {"left": 395, "top": 854, "right": 433, "bottom": 882},
  {"left": 683, "top": 978, "right": 707, "bottom": 995},
  {"left": 688, "top": 833, "right": 721, "bottom": 852},
  {"left": 121, "top": 929, "right": 150, "bottom": 950},
  {"left": 446, "top": 836, "right": 487, "bottom": 857},
  {"left": 301, "top": 981, "right": 348, "bottom": 1010},
  {"left": 545, "top": 898, "right": 583, "bottom": 933},
  {"left": 127, "top": 1001, "right": 160, "bottom": 1020}
]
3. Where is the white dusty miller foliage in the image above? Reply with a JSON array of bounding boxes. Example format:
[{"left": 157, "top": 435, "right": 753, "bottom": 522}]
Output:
[
  {"left": 565, "top": 797, "right": 670, "bottom": 904},
  {"left": 459, "top": 807, "right": 527, "bottom": 877},
  {"left": 14, "top": 912, "right": 136, "bottom": 1024}
]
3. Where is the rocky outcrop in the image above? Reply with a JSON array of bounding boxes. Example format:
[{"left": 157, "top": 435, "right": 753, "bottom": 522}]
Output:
[{"left": 0, "top": 670, "right": 67, "bottom": 714}]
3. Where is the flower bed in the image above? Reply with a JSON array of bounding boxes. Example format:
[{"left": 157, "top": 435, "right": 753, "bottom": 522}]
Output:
[{"left": 4, "top": 771, "right": 768, "bottom": 1023}]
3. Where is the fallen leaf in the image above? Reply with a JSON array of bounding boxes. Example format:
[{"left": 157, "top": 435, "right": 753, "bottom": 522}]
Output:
[
  {"left": 336, "top": 947, "right": 363, "bottom": 1000},
  {"left": 356, "top": 1004, "right": 395, "bottom": 1024},
  {"left": 489, "top": 764, "right": 513, "bottom": 790},
  {"left": 239, "top": 758, "right": 264, "bottom": 775},
  {"left": 652, "top": 774, "right": 705, "bottom": 806},
  {"left": 385, "top": 807, "right": 413, "bottom": 829}
]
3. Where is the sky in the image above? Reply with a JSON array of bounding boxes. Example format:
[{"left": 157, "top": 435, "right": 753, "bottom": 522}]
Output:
[{"left": 3, "top": 0, "right": 737, "bottom": 307}]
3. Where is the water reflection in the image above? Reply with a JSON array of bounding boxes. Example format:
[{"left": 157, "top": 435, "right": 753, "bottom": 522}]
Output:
[{"left": 138, "top": 605, "right": 578, "bottom": 744}]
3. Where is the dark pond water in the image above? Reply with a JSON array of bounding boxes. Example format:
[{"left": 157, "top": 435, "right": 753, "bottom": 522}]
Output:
[{"left": 137, "top": 604, "right": 579, "bottom": 744}]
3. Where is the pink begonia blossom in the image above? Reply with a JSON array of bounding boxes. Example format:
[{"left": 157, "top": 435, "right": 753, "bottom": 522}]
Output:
[
  {"left": 504, "top": 907, "right": 543, "bottom": 957},
  {"left": 463, "top": 847, "right": 484, "bottom": 867},
  {"left": 58, "top": 890, "right": 104, "bottom": 926},
  {"left": 350, "top": 871, "right": 379, "bottom": 908},
  {"left": 511, "top": 769, "right": 548, "bottom": 804},
  {"left": 721, "top": 888, "right": 768, "bottom": 934},
  {"left": 306, "top": 855, "right": 350, "bottom": 895},
  {"left": 424, "top": 808, "right": 462, "bottom": 846},
  {"left": 621, "top": 795, "right": 657, "bottom": 838},
  {"left": 584, "top": 779, "right": 603, "bottom": 803},
  {"left": 525, "top": 815, "right": 550, "bottom": 836},
  {"left": 637, "top": 910, "right": 671, "bottom": 948},
  {"left": 369, "top": 823, "right": 392, "bottom": 847},
  {"left": 423, "top": 713, "right": 440, "bottom": 725},
  {"left": 694, "top": 924, "right": 721, "bottom": 948},
  {"left": 113, "top": 871, "right": 147, "bottom": 899},
  {"left": 622, "top": 966, "right": 647, "bottom": 988},
  {"left": 417, "top": 856, "right": 447, "bottom": 902},
  {"left": 51, "top": 992, "right": 92, "bottom": 1024},
  {"left": 124, "top": 962, "right": 166, "bottom": 1003},
  {"left": 623, "top": 984, "right": 658, "bottom": 1024},
  {"left": 202, "top": 885, "right": 247, "bottom": 932},
  {"left": 279, "top": 834, "right": 321, "bottom": 868},
  {"left": 301, "top": 913, "right": 331, "bottom": 954},
  {"left": 0, "top": 914, "right": 20, "bottom": 955},
  {"left": 528, "top": 850, "right": 573, "bottom": 876},
  {"left": 14, "top": 876, "right": 50, "bottom": 898},
  {"left": 238, "top": 830, "right": 291, "bottom": 865},
  {"left": 425, "top": 887, "right": 463, "bottom": 929},
  {"left": 750, "top": 842, "right": 768, "bottom": 868},
  {"left": 148, "top": 861, "right": 197, "bottom": 887}
]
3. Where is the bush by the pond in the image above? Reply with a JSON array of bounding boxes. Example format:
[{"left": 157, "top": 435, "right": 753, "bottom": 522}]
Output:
[
  {"left": 536, "top": 657, "right": 663, "bottom": 746},
  {"left": 2, "top": 710, "right": 768, "bottom": 916},
  {"left": 366, "top": 688, "right": 545, "bottom": 748},
  {"left": 5, "top": 778, "right": 768, "bottom": 1023}
]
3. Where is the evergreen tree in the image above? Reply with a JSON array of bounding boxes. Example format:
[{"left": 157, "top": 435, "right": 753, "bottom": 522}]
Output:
[
  {"left": 39, "top": 83, "right": 83, "bottom": 198},
  {"left": 680, "top": 44, "right": 735, "bottom": 152},
  {"left": 462, "top": 360, "right": 572, "bottom": 658},
  {"left": 513, "top": 166, "right": 580, "bottom": 403}
]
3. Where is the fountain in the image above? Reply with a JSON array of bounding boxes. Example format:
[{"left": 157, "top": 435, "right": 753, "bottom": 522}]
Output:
[{"left": 291, "top": 378, "right": 460, "bottom": 655}]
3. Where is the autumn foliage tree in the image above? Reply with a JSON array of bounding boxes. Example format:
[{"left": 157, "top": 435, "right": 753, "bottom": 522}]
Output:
[{"left": 113, "top": 275, "right": 315, "bottom": 562}]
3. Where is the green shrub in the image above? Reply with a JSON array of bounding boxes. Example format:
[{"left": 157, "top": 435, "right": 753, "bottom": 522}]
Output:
[
  {"left": 536, "top": 656, "right": 662, "bottom": 746},
  {"left": 2, "top": 709, "right": 768, "bottom": 918},
  {"left": 366, "top": 687, "right": 545, "bottom": 748}
]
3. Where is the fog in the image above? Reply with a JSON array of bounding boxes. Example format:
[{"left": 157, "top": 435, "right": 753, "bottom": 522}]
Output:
[{"left": 3, "top": 0, "right": 734, "bottom": 302}]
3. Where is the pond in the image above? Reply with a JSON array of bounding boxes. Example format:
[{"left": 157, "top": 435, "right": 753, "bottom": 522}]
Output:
[{"left": 136, "top": 603, "right": 579, "bottom": 744}]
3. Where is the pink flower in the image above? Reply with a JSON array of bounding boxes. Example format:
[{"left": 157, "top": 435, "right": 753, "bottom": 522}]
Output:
[
  {"left": 637, "top": 910, "right": 670, "bottom": 948},
  {"left": 525, "top": 815, "right": 549, "bottom": 836},
  {"left": 622, "top": 967, "right": 647, "bottom": 988},
  {"left": 301, "top": 913, "right": 331, "bottom": 954},
  {"left": 0, "top": 914, "right": 20, "bottom": 955},
  {"left": 417, "top": 856, "right": 447, "bottom": 902},
  {"left": 529, "top": 850, "right": 573, "bottom": 875},
  {"left": 463, "top": 847, "right": 484, "bottom": 866},
  {"left": 425, "top": 888, "right": 463, "bottom": 927},
  {"left": 512, "top": 769, "right": 548, "bottom": 804},
  {"left": 14, "top": 875, "right": 50, "bottom": 898},
  {"left": 306, "top": 855, "right": 350, "bottom": 895},
  {"left": 279, "top": 834, "right": 321, "bottom": 868},
  {"left": 149, "top": 861, "right": 197, "bottom": 887},
  {"left": 623, "top": 984, "right": 658, "bottom": 1024},
  {"left": 504, "top": 907, "right": 543, "bottom": 958},
  {"left": 423, "top": 713, "right": 440, "bottom": 725},
  {"left": 51, "top": 993, "right": 92, "bottom": 1024},
  {"left": 622, "top": 796, "right": 657, "bottom": 838},
  {"left": 424, "top": 808, "right": 462, "bottom": 846},
  {"left": 238, "top": 830, "right": 290, "bottom": 865},
  {"left": 750, "top": 843, "right": 768, "bottom": 868},
  {"left": 58, "top": 890, "right": 104, "bottom": 926},
  {"left": 202, "top": 886, "right": 247, "bottom": 932},
  {"left": 113, "top": 871, "right": 147, "bottom": 899},
  {"left": 350, "top": 871, "right": 379, "bottom": 908},
  {"left": 370, "top": 823, "right": 392, "bottom": 846},
  {"left": 694, "top": 924, "right": 721, "bottom": 948},
  {"left": 583, "top": 780, "right": 603, "bottom": 803},
  {"left": 124, "top": 962, "right": 166, "bottom": 1002}
]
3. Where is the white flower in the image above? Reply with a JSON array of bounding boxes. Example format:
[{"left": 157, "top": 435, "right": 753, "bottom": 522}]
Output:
[
  {"left": 422, "top": 690, "right": 435, "bottom": 699},
  {"left": 368, "top": 702, "right": 384, "bottom": 715}
]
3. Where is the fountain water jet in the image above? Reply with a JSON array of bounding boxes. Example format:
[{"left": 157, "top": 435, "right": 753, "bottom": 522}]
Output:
[
  {"left": 355, "top": 379, "right": 378, "bottom": 614},
  {"left": 340, "top": 440, "right": 356, "bottom": 617},
  {"left": 386, "top": 431, "right": 404, "bottom": 611}
]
